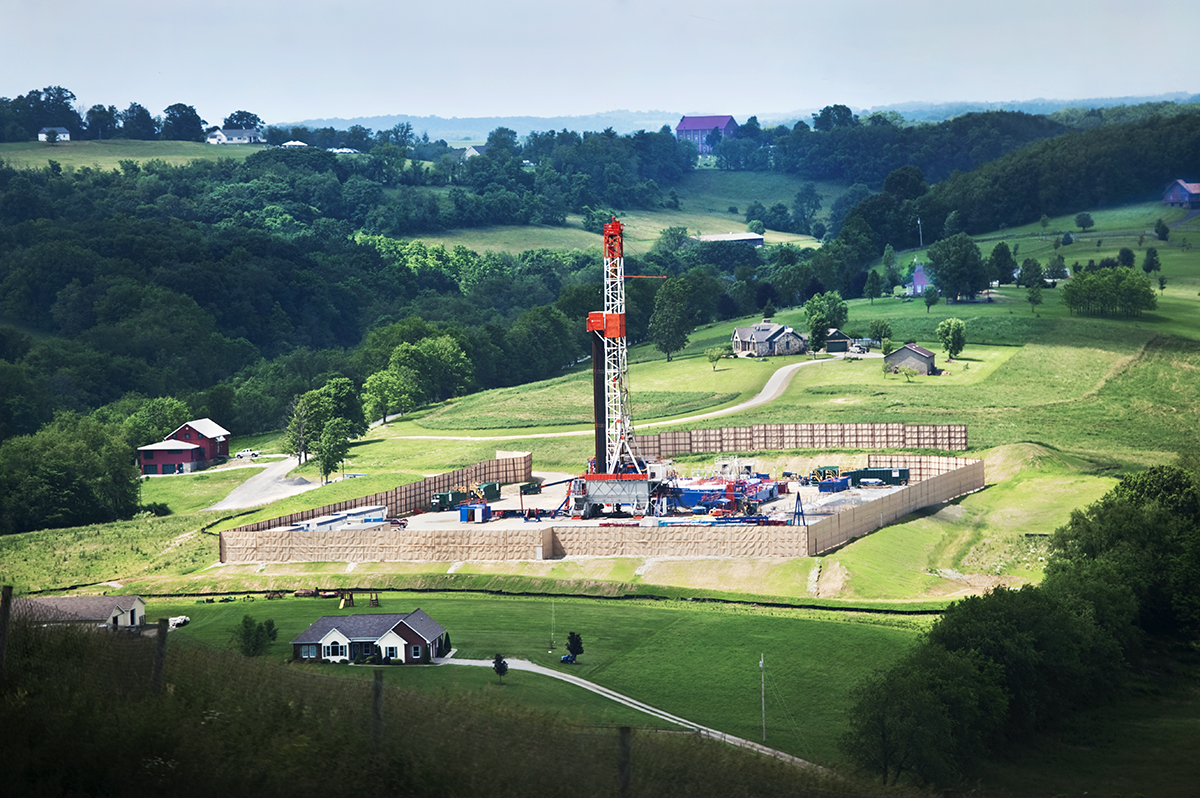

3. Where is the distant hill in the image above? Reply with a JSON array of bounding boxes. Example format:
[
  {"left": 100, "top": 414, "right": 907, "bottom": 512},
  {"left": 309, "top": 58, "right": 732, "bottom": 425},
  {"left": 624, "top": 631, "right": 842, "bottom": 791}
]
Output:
[
  {"left": 282, "top": 94, "right": 1199, "bottom": 140},
  {"left": 865, "top": 92, "right": 1200, "bottom": 123},
  {"left": 281, "top": 110, "right": 684, "bottom": 141}
]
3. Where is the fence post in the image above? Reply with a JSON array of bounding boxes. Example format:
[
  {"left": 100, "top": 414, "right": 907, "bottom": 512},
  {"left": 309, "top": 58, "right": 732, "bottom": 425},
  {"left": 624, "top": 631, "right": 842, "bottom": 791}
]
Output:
[
  {"left": 0, "top": 585, "right": 12, "bottom": 687},
  {"left": 151, "top": 618, "right": 168, "bottom": 693},
  {"left": 618, "top": 726, "right": 632, "bottom": 798},
  {"left": 372, "top": 670, "right": 384, "bottom": 754}
]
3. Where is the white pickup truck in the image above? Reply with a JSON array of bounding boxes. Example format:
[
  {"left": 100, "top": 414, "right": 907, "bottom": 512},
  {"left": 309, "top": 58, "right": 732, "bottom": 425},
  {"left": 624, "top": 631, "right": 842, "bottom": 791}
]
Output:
[{"left": 235, "top": 448, "right": 260, "bottom": 459}]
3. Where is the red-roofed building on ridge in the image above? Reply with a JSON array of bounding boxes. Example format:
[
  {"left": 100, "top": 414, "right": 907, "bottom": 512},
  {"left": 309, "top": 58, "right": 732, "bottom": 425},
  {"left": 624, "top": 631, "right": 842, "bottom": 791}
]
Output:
[
  {"left": 675, "top": 115, "right": 739, "bottom": 154},
  {"left": 137, "top": 418, "right": 231, "bottom": 475}
]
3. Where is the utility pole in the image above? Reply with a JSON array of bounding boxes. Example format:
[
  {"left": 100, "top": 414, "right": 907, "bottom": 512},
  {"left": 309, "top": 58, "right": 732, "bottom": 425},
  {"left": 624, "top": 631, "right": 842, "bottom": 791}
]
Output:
[
  {"left": 760, "top": 653, "right": 766, "bottom": 742},
  {"left": 917, "top": 217, "right": 924, "bottom": 248}
]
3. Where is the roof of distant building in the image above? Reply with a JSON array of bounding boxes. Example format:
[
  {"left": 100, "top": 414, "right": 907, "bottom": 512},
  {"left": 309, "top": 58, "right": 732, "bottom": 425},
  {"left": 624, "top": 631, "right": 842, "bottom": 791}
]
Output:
[{"left": 676, "top": 115, "right": 738, "bottom": 131}]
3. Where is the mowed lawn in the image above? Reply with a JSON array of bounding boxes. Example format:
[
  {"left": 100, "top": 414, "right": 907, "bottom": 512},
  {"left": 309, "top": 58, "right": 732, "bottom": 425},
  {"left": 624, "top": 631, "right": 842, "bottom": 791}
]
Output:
[{"left": 148, "top": 592, "right": 922, "bottom": 766}]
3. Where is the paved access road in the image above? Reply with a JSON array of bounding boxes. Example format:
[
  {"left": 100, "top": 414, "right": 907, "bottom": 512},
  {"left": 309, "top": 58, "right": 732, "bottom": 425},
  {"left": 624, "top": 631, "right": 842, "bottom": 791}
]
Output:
[
  {"left": 440, "top": 656, "right": 821, "bottom": 771},
  {"left": 400, "top": 354, "right": 867, "bottom": 442},
  {"left": 206, "top": 456, "right": 321, "bottom": 511}
]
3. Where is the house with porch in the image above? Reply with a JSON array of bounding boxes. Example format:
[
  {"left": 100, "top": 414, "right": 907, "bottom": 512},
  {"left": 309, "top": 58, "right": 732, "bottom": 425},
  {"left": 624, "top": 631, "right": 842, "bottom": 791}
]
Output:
[
  {"left": 1163, "top": 179, "right": 1200, "bottom": 209},
  {"left": 675, "top": 115, "right": 738, "bottom": 154},
  {"left": 731, "top": 320, "right": 807, "bottom": 356},
  {"left": 290, "top": 609, "right": 447, "bottom": 664},
  {"left": 885, "top": 343, "right": 938, "bottom": 375},
  {"left": 137, "top": 418, "right": 230, "bottom": 475}
]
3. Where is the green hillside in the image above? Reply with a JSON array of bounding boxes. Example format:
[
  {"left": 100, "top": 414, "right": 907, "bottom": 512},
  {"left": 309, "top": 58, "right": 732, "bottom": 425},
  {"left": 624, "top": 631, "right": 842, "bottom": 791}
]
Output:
[{"left": 0, "top": 139, "right": 264, "bottom": 170}]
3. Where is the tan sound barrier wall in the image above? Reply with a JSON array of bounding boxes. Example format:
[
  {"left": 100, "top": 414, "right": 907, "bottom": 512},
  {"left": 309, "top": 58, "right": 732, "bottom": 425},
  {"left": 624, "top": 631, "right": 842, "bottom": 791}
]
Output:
[
  {"left": 222, "top": 524, "right": 540, "bottom": 564},
  {"left": 218, "top": 454, "right": 980, "bottom": 564},
  {"left": 634, "top": 423, "right": 967, "bottom": 460},
  {"left": 806, "top": 457, "right": 984, "bottom": 556},
  {"left": 219, "top": 453, "right": 532, "bottom": 553},
  {"left": 541, "top": 523, "right": 808, "bottom": 559}
]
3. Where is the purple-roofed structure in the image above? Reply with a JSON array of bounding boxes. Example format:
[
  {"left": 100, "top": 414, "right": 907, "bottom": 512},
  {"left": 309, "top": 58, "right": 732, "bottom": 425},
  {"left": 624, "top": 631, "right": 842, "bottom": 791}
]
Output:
[{"left": 675, "top": 115, "right": 739, "bottom": 154}]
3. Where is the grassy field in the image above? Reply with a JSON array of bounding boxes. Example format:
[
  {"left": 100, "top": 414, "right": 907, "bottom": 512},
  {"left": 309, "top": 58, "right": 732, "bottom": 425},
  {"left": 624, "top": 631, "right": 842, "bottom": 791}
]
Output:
[
  {"left": 0, "top": 139, "right": 264, "bottom": 170},
  {"left": 411, "top": 171, "right": 835, "bottom": 256},
  {"left": 145, "top": 592, "right": 924, "bottom": 766}
]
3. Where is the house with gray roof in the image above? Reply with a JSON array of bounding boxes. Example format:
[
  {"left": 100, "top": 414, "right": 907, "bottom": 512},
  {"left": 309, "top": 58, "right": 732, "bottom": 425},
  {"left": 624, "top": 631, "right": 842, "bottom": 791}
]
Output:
[
  {"left": 16, "top": 595, "right": 146, "bottom": 629},
  {"left": 290, "top": 609, "right": 447, "bottom": 664},
  {"left": 731, "top": 320, "right": 806, "bottom": 357}
]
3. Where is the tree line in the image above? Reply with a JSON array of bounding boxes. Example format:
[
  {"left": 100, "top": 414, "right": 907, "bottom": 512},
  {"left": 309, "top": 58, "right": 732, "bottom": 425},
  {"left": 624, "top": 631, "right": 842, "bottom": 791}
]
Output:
[{"left": 841, "top": 465, "right": 1200, "bottom": 788}]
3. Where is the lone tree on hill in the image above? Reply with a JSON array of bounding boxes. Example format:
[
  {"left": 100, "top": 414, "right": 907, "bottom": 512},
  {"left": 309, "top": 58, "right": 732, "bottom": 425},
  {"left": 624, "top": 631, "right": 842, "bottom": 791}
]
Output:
[
  {"left": 1156, "top": 218, "right": 1170, "bottom": 242},
  {"left": 935, "top": 318, "right": 966, "bottom": 360},
  {"left": 868, "top": 319, "right": 893, "bottom": 345},
  {"left": 567, "top": 632, "right": 585, "bottom": 660},
  {"left": 1074, "top": 212, "right": 1095, "bottom": 232},
  {"left": 705, "top": 346, "right": 729, "bottom": 371},
  {"left": 863, "top": 270, "right": 883, "bottom": 304},
  {"left": 648, "top": 277, "right": 692, "bottom": 361},
  {"left": 492, "top": 653, "right": 508, "bottom": 684},
  {"left": 1143, "top": 248, "right": 1161, "bottom": 274},
  {"left": 923, "top": 285, "right": 939, "bottom": 314}
]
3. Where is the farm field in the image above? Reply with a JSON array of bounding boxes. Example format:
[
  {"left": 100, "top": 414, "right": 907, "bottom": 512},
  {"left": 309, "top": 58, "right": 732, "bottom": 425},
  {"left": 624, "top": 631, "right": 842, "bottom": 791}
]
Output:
[{"left": 0, "top": 139, "right": 264, "bottom": 170}]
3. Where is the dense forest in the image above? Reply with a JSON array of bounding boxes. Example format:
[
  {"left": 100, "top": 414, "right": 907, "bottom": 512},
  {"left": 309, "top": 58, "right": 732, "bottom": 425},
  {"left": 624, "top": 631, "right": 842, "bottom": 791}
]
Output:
[{"left": 841, "top": 466, "right": 1200, "bottom": 788}]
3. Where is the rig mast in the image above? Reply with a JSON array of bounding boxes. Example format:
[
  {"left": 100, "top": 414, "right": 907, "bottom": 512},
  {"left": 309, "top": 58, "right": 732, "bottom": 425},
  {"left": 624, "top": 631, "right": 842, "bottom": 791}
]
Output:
[
  {"left": 588, "top": 216, "right": 639, "bottom": 473},
  {"left": 577, "top": 216, "right": 650, "bottom": 518}
]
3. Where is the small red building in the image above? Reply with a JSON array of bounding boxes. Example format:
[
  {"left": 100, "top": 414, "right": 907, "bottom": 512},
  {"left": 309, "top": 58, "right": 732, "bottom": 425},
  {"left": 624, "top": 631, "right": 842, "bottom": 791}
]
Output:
[
  {"left": 675, "top": 115, "right": 739, "bottom": 154},
  {"left": 137, "top": 418, "right": 231, "bottom": 475}
]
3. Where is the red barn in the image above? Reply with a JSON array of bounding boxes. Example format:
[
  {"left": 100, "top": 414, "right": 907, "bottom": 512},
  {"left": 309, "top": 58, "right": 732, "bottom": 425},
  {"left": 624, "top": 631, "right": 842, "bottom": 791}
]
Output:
[
  {"left": 675, "top": 115, "right": 739, "bottom": 154},
  {"left": 137, "top": 418, "right": 231, "bottom": 475},
  {"left": 1163, "top": 179, "right": 1200, "bottom": 209}
]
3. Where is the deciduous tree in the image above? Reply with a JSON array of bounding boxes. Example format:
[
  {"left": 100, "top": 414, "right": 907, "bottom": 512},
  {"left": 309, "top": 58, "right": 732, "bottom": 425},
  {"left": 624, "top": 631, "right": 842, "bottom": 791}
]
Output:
[
  {"left": 649, "top": 278, "right": 691, "bottom": 361},
  {"left": 935, "top": 318, "right": 966, "bottom": 359},
  {"left": 223, "top": 110, "right": 264, "bottom": 130},
  {"left": 923, "top": 285, "right": 939, "bottom": 313},
  {"left": 1074, "top": 212, "right": 1095, "bottom": 232},
  {"left": 926, "top": 233, "right": 986, "bottom": 300},
  {"left": 160, "top": 103, "right": 205, "bottom": 142}
]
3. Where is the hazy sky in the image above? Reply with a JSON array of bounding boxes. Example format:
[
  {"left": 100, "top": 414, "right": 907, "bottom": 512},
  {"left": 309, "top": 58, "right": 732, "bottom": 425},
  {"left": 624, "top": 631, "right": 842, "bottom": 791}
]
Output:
[{"left": 7, "top": 0, "right": 1196, "bottom": 126}]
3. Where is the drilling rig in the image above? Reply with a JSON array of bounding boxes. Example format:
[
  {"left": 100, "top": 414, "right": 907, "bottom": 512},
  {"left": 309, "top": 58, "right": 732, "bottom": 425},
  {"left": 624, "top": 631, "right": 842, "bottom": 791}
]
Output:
[{"left": 571, "top": 216, "right": 660, "bottom": 518}]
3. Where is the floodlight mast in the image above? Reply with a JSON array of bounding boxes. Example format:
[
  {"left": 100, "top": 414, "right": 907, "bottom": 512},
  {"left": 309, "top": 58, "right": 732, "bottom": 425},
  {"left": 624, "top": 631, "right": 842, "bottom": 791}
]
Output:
[{"left": 587, "top": 217, "right": 639, "bottom": 474}]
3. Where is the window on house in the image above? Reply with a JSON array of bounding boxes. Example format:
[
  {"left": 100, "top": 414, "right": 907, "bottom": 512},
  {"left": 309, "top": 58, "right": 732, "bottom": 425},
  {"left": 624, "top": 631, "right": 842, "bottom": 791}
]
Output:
[
  {"left": 386, "top": 646, "right": 397, "bottom": 660},
  {"left": 143, "top": 450, "right": 154, "bottom": 459},
  {"left": 411, "top": 645, "right": 421, "bottom": 660}
]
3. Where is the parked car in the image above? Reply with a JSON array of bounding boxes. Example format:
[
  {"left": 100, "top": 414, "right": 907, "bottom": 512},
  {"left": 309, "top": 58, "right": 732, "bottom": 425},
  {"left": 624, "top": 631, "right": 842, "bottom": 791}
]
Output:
[
  {"left": 235, "top": 448, "right": 260, "bottom": 459},
  {"left": 850, "top": 345, "right": 868, "bottom": 354}
]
